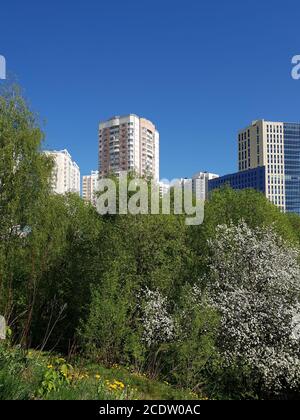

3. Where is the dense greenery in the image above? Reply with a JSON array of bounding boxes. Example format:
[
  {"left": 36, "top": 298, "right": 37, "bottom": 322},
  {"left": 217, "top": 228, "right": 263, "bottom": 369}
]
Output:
[
  {"left": 1, "top": 87, "right": 300, "bottom": 400},
  {"left": 0, "top": 343, "right": 201, "bottom": 400}
]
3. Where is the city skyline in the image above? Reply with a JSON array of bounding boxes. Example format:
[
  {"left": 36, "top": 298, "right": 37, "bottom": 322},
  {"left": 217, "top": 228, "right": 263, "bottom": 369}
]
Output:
[{"left": 1, "top": 0, "right": 300, "bottom": 181}]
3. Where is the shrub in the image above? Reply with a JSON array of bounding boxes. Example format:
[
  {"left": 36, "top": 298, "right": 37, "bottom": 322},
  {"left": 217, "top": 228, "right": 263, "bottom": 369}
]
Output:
[
  {"left": 0, "top": 343, "right": 44, "bottom": 400},
  {"left": 203, "top": 222, "right": 300, "bottom": 398}
]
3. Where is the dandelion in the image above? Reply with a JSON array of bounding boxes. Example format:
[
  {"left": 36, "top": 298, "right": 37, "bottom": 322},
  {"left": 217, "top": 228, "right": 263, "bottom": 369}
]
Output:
[{"left": 115, "top": 380, "right": 125, "bottom": 389}]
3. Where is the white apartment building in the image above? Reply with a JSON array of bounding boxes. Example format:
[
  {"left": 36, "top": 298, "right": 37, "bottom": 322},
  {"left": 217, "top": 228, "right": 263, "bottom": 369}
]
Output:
[
  {"left": 99, "top": 114, "right": 159, "bottom": 182},
  {"left": 158, "top": 180, "right": 171, "bottom": 196},
  {"left": 44, "top": 149, "right": 80, "bottom": 195},
  {"left": 82, "top": 170, "right": 99, "bottom": 206},
  {"left": 192, "top": 172, "right": 219, "bottom": 201}
]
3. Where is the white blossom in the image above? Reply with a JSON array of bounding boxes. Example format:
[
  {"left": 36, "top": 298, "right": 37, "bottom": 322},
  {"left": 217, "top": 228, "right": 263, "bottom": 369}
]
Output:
[
  {"left": 140, "top": 288, "right": 176, "bottom": 348},
  {"left": 204, "top": 222, "right": 300, "bottom": 393}
]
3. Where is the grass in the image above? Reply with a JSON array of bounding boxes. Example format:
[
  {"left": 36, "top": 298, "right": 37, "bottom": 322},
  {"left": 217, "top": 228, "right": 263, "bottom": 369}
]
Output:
[{"left": 0, "top": 345, "right": 205, "bottom": 400}]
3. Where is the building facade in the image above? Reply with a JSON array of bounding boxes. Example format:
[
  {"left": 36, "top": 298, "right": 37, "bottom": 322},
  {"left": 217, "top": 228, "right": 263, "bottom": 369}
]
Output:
[
  {"left": 238, "top": 120, "right": 286, "bottom": 212},
  {"left": 98, "top": 114, "right": 159, "bottom": 182},
  {"left": 158, "top": 180, "right": 171, "bottom": 196},
  {"left": 208, "top": 166, "right": 266, "bottom": 195},
  {"left": 44, "top": 149, "right": 80, "bottom": 195},
  {"left": 209, "top": 119, "right": 300, "bottom": 214},
  {"left": 192, "top": 171, "right": 219, "bottom": 201},
  {"left": 82, "top": 170, "right": 99, "bottom": 206}
]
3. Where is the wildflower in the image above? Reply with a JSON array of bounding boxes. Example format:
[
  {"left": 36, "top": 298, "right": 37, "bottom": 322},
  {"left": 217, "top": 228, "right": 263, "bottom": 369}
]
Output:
[
  {"left": 47, "top": 364, "right": 53, "bottom": 369},
  {"left": 95, "top": 374, "right": 101, "bottom": 380}
]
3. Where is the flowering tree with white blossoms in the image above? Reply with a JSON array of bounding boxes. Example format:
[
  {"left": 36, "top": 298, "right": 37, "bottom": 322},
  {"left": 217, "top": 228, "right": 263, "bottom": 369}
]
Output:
[
  {"left": 202, "top": 222, "right": 300, "bottom": 394},
  {"left": 140, "top": 288, "right": 177, "bottom": 348}
]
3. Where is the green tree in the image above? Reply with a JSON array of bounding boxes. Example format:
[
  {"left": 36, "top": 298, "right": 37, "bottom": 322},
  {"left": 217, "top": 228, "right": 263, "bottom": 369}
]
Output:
[
  {"left": 0, "top": 85, "right": 54, "bottom": 345},
  {"left": 189, "top": 187, "right": 299, "bottom": 279}
]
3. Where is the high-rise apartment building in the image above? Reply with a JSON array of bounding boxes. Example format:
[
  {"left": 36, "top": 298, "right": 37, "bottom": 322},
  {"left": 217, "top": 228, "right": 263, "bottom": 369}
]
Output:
[
  {"left": 99, "top": 114, "right": 159, "bottom": 182},
  {"left": 82, "top": 170, "right": 99, "bottom": 206},
  {"left": 209, "top": 120, "right": 300, "bottom": 214},
  {"left": 44, "top": 149, "right": 80, "bottom": 195},
  {"left": 192, "top": 172, "right": 219, "bottom": 201},
  {"left": 158, "top": 180, "right": 171, "bottom": 196}
]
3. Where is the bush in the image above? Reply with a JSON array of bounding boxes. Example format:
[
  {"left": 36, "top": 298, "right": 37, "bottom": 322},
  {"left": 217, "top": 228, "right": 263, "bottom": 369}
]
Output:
[
  {"left": 169, "top": 284, "right": 219, "bottom": 391},
  {"left": 0, "top": 343, "right": 44, "bottom": 400},
  {"left": 202, "top": 222, "right": 300, "bottom": 398}
]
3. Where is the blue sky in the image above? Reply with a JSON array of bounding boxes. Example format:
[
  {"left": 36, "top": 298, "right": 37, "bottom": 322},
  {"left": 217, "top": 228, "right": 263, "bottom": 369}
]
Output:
[{"left": 1, "top": 0, "right": 300, "bottom": 179}]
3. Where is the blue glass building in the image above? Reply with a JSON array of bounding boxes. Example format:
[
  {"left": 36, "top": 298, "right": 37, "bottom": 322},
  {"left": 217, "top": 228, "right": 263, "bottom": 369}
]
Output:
[
  {"left": 283, "top": 123, "right": 300, "bottom": 214},
  {"left": 208, "top": 166, "right": 266, "bottom": 195},
  {"left": 209, "top": 120, "right": 300, "bottom": 215}
]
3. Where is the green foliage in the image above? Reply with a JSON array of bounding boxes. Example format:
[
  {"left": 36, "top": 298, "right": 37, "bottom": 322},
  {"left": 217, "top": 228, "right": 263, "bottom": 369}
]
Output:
[
  {"left": 38, "top": 357, "right": 73, "bottom": 397},
  {"left": 0, "top": 344, "right": 201, "bottom": 400},
  {"left": 203, "top": 359, "right": 260, "bottom": 400},
  {"left": 0, "top": 85, "right": 54, "bottom": 335},
  {"left": 0, "top": 343, "right": 44, "bottom": 400},
  {"left": 203, "top": 187, "right": 297, "bottom": 242},
  {"left": 30, "top": 193, "right": 104, "bottom": 351},
  {"left": 2, "top": 86, "right": 300, "bottom": 400},
  {"left": 168, "top": 285, "right": 219, "bottom": 391},
  {"left": 189, "top": 186, "right": 299, "bottom": 279},
  {"left": 79, "top": 211, "right": 194, "bottom": 368}
]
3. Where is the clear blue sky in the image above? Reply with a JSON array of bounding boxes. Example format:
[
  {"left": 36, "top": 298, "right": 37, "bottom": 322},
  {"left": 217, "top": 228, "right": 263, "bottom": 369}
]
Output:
[{"left": 1, "top": 0, "right": 300, "bottom": 179}]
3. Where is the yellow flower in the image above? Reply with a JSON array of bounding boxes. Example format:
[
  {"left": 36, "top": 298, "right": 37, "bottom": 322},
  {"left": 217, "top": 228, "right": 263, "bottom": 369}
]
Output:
[
  {"left": 47, "top": 364, "right": 53, "bottom": 369},
  {"left": 95, "top": 374, "right": 101, "bottom": 380},
  {"left": 115, "top": 380, "right": 125, "bottom": 389}
]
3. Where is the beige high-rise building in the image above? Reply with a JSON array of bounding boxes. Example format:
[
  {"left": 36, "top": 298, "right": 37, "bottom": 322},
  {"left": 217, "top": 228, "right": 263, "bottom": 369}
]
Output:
[
  {"left": 210, "top": 120, "right": 300, "bottom": 215},
  {"left": 238, "top": 120, "right": 286, "bottom": 212},
  {"left": 98, "top": 114, "right": 159, "bottom": 182},
  {"left": 82, "top": 170, "right": 99, "bottom": 206},
  {"left": 44, "top": 149, "right": 80, "bottom": 195}
]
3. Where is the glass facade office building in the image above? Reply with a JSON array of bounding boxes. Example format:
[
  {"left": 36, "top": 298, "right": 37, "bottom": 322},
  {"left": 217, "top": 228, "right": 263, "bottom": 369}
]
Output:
[
  {"left": 209, "top": 120, "right": 300, "bottom": 215},
  {"left": 208, "top": 166, "right": 266, "bottom": 195},
  {"left": 284, "top": 123, "right": 300, "bottom": 214}
]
